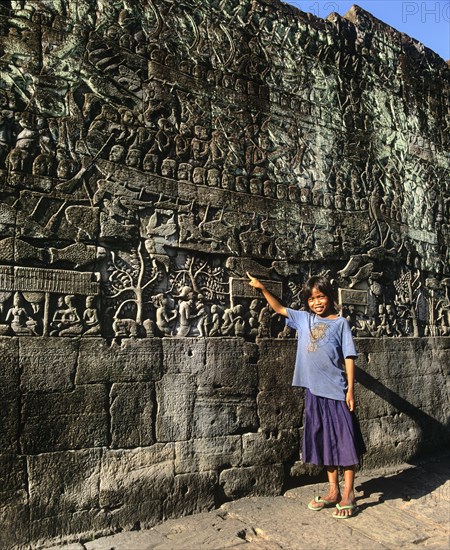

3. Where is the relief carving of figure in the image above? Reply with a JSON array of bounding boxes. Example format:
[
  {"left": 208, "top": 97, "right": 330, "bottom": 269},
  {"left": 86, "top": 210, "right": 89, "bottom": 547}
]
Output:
[
  {"left": 52, "top": 295, "right": 83, "bottom": 337},
  {"left": 5, "top": 292, "right": 37, "bottom": 336},
  {"left": 176, "top": 287, "right": 199, "bottom": 337},
  {"left": 83, "top": 296, "right": 101, "bottom": 336},
  {"left": 155, "top": 293, "right": 177, "bottom": 336}
]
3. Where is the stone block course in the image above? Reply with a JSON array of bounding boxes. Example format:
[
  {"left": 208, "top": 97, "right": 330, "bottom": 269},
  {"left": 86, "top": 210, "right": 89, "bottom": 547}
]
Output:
[
  {"left": 0, "top": 336, "right": 449, "bottom": 548},
  {"left": 99, "top": 446, "right": 174, "bottom": 530},
  {"left": 201, "top": 339, "right": 257, "bottom": 395},
  {"left": 174, "top": 436, "right": 242, "bottom": 474},
  {"left": 163, "top": 471, "right": 218, "bottom": 519},
  {"left": 110, "top": 382, "right": 155, "bottom": 448},
  {"left": 162, "top": 337, "right": 206, "bottom": 375},
  {"left": 156, "top": 373, "right": 196, "bottom": 441},
  {"left": 242, "top": 430, "right": 300, "bottom": 467},
  {"left": 76, "top": 338, "right": 162, "bottom": 384},
  {"left": 256, "top": 388, "right": 304, "bottom": 431},
  {"left": 27, "top": 449, "right": 106, "bottom": 545},
  {"left": 256, "top": 339, "right": 297, "bottom": 390},
  {"left": 219, "top": 464, "right": 285, "bottom": 499},
  {"left": 0, "top": 454, "right": 29, "bottom": 547},
  {"left": 19, "top": 337, "right": 78, "bottom": 393},
  {"left": 192, "top": 394, "right": 258, "bottom": 438},
  {"left": 21, "top": 385, "right": 109, "bottom": 453},
  {"left": 0, "top": 337, "right": 19, "bottom": 399}
]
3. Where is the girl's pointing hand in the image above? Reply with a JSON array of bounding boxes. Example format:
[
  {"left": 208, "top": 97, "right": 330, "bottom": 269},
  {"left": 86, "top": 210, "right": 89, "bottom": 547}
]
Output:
[{"left": 247, "top": 272, "right": 264, "bottom": 290}]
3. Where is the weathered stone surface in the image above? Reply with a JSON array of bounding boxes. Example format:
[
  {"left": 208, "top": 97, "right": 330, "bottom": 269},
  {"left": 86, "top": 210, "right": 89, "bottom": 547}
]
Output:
[
  {"left": 219, "top": 464, "right": 285, "bottom": 499},
  {"left": 27, "top": 449, "right": 106, "bottom": 544},
  {"left": 163, "top": 471, "right": 217, "bottom": 519},
  {"left": 192, "top": 394, "right": 258, "bottom": 438},
  {"left": 256, "top": 389, "right": 304, "bottom": 431},
  {"left": 0, "top": 337, "right": 19, "bottom": 398},
  {"left": 242, "top": 430, "right": 300, "bottom": 467},
  {"left": 21, "top": 385, "right": 108, "bottom": 453},
  {"left": 256, "top": 340, "right": 297, "bottom": 390},
  {"left": 0, "top": 454, "right": 29, "bottom": 550},
  {"left": 174, "top": 436, "right": 242, "bottom": 474},
  {"left": 28, "top": 449, "right": 101, "bottom": 518},
  {"left": 0, "top": 0, "right": 448, "bottom": 543},
  {"left": 156, "top": 374, "right": 196, "bottom": 441},
  {"left": 76, "top": 338, "right": 162, "bottom": 384},
  {"left": 100, "top": 446, "right": 175, "bottom": 530},
  {"left": 0, "top": 399, "right": 20, "bottom": 453},
  {"left": 19, "top": 337, "right": 78, "bottom": 393},
  {"left": 110, "top": 382, "right": 155, "bottom": 448},
  {"left": 162, "top": 337, "right": 206, "bottom": 375},
  {"left": 200, "top": 339, "right": 258, "bottom": 395}
]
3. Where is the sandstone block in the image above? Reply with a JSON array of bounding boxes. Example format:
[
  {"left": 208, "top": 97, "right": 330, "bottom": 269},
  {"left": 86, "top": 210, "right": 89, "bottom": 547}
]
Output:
[
  {"left": 163, "top": 471, "right": 217, "bottom": 519},
  {"left": 200, "top": 339, "right": 257, "bottom": 395},
  {"left": 76, "top": 338, "right": 162, "bottom": 384},
  {"left": 27, "top": 449, "right": 107, "bottom": 544},
  {"left": 256, "top": 340, "right": 297, "bottom": 391},
  {"left": 0, "top": 399, "right": 20, "bottom": 452},
  {"left": 174, "top": 436, "right": 242, "bottom": 474},
  {"left": 0, "top": 337, "right": 19, "bottom": 399},
  {"left": 28, "top": 449, "right": 102, "bottom": 516},
  {"left": 156, "top": 374, "right": 196, "bottom": 441},
  {"left": 0, "top": 454, "right": 29, "bottom": 549},
  {"left": 219, "top": 464, "right": 284, "bottom": 499},
  {"left": 110, "top": 382, "right": 155, "bottom": 448},
  {"left": 100, "top": 446, "right": 174, "bottom": 530},
  {"left": 192, "top": 394, "right": 258, "bottom": 438},
  {"left": 256, "top": 388, "right": 304, "bottom": 431},
  {"left": 30, "top": 510, "right": 111, "bottom": 547},
  {"left": 162, "top": 337, "right": 206, "bottom": 375},
  {"left": 20, "top": 337, "right": 78, "bottom": 393},
  {"left": 21, "top": 385, "right": 108, "bottom": 453},
  {"left": 242, "top": 430, "right": 300, "bottom": 466}
]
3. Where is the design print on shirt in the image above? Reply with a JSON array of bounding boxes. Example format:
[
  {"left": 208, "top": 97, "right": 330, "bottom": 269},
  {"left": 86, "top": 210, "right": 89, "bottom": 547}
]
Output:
[{"left": 307, "top": 322, "right": 329, "bottom": 352}]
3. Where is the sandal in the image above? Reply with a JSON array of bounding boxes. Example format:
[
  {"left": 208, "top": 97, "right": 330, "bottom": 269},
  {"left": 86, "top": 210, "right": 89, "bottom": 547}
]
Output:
[
  {"left": 332, "top": 503, "right": 359, "bottom": 518},
  {"left": 308, "top": 496, "right": 339, "bottom": 511}
]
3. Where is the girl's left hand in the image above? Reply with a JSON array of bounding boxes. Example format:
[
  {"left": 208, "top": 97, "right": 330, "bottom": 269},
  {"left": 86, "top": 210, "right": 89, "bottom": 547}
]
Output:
[{"left": 346, "top": 391, "right": 355, "bottom": 412}]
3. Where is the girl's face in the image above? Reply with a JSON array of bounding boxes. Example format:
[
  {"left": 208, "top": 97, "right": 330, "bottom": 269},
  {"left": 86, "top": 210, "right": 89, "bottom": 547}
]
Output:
[{"left": 307, "top": 286, "right": 332, "bottom": 317}]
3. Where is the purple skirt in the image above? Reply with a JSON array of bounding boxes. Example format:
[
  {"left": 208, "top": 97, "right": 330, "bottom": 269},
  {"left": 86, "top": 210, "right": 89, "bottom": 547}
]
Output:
[{"left": 302, "top": 389, "right": 366, "bottom": 467}]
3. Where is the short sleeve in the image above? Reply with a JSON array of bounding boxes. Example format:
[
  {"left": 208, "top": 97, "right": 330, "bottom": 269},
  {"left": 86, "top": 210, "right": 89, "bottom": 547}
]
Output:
[
  {"left": 341, "top": 319, "right": 357, "bottom": 358},
  {"left": 285, "top": 308, "right": 308, "bottom": 330}
]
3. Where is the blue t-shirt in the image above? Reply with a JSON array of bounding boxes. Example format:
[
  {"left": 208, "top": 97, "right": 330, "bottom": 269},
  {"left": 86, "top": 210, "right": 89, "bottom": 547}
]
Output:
[{"left": 286, "top": 308, "right": 357, "bottom": 401}]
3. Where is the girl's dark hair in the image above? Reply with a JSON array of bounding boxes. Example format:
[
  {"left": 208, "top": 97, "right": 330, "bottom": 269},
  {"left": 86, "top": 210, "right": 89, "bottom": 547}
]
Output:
[{"left": 302, "top": 275, "right": 339, "bottom": 314}]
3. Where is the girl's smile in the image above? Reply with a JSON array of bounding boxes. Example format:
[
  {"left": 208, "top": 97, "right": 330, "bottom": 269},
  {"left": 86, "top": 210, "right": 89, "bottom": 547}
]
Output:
[{"left": 307, "top": 287, "right": 334, "bottom": 318}]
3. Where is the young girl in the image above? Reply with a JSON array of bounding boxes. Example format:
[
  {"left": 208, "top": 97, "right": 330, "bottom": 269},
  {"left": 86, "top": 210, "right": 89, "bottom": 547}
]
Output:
[{"left": 247, "top": 272, "right": 365, "bottom": 518}]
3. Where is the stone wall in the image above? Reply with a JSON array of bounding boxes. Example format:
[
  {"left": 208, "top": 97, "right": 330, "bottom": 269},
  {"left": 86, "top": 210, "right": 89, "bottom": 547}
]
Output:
[
  {"left": 1, "top": 335, "right": 449, "bottom": 548},
  {"left": 0, "top": 0, "right": 449, "bottom": 547}
]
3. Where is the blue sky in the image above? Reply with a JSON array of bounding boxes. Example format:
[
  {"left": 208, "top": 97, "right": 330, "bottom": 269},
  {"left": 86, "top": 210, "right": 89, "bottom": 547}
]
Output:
[{"left": 283, "top": 1, "right": 450, "bottom": 60}]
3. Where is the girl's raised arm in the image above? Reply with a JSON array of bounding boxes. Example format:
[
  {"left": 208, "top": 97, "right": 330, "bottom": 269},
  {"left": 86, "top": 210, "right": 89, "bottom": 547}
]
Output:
[{"left": 247, "top": 272, "right": 288, "bottom": 317}]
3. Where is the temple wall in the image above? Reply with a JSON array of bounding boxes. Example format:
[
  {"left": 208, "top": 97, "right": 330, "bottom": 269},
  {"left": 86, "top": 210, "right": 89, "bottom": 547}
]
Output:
[
  {"left": 0, "top": 0, "right": 449, "bottom": 546},
  {"left": 1, "top": 336, "right": 449, "bottom": 548}
]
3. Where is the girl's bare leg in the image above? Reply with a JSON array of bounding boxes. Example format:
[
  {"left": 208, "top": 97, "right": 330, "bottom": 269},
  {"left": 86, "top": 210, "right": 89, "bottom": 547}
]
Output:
[
  {"left": 309, "top": 466, "right": 341, "bottom": 509},
  {"left": 334, "top": 465, "right": 357, "bottom": 517}
]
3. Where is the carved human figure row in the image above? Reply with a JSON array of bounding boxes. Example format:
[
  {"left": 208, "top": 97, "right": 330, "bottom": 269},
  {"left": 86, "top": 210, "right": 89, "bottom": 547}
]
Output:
[
  {"left": 0, "top": 291, "right": 100, "bottom": 337},
  {"left": 1, "top": 286, "right": 448, "bottom": 339}
]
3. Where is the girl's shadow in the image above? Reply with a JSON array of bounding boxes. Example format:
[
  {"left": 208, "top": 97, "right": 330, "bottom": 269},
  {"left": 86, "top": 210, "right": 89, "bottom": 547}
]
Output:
[{"left": 355, "top": 455, "right": 450, "bottom": 511}]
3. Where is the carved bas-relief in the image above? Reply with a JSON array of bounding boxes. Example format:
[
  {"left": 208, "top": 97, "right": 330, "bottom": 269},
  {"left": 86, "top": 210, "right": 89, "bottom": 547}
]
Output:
[
  {"left": 0, "top": 1, "right": 447, "bottom": 343},
  {"left": 0, "top": 0, "right": 448, "bottom": 546}
]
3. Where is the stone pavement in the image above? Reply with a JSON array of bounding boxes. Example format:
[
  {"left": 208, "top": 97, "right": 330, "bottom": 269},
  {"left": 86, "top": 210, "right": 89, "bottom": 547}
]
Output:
[{"left": 52, "top": 458, "right": 449, "bottom": 550}]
